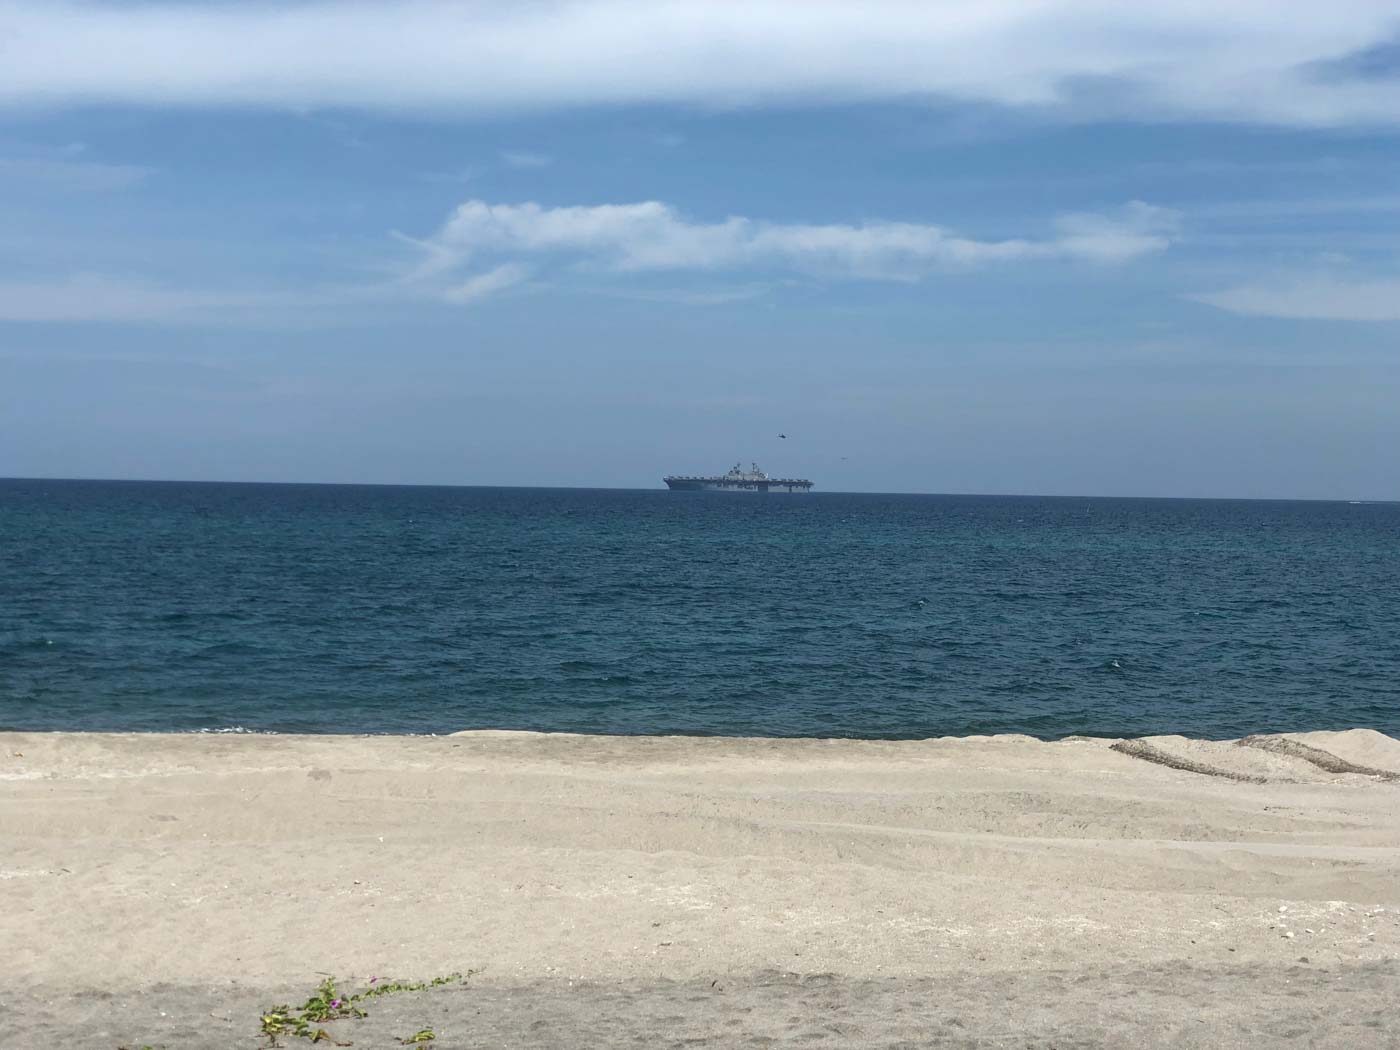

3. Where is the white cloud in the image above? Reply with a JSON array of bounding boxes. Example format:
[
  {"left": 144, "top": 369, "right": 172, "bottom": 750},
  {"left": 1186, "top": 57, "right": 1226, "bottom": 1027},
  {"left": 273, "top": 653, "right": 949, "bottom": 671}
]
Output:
[
  {"left": 500, "top": 150, "right": 552, "bottom": 169},
  {"left": 443, "top": 263, "right": 529, "bottom": 303},
  {"left": 1049, "top": 203, "right": 1180, "bottom": 263},
  {"left": 1192, "top": 276, "right": 1400, "bottom": 322},
  {"left": 2, "top": 200, "right": 1176, "bottom": 322},
  {"left": 2, "top": 2, "right": 1400, "bottom": 127},
  {"left": 418, "top": 198, "right": 1176, "bottom": 292}
]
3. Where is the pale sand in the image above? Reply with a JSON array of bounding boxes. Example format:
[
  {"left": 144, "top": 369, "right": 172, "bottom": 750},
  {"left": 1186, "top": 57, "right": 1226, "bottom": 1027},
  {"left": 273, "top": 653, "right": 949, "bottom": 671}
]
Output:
[{"left": 2, "top": 729, "right": 1399, "bottom": 1048}]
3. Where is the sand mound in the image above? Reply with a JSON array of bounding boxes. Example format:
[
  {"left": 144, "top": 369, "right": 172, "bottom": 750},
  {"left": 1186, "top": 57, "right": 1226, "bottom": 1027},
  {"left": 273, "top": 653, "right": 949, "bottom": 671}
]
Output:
[
  {"left": 1282, "top": 729, "right": 1400, "bottom": 777},
  {"left": 1105, "top": 732, "right": 1400, "bottom": 785},
  {"left": 1114, "top": 735, "right": 1318, "bottom": 783}
]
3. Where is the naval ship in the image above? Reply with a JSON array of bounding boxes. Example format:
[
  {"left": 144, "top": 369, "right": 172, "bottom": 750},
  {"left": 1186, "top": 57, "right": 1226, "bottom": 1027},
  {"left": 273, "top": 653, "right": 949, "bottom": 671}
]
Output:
[{"left": 664, "top": 462, "right": 813, "bottom": 493}]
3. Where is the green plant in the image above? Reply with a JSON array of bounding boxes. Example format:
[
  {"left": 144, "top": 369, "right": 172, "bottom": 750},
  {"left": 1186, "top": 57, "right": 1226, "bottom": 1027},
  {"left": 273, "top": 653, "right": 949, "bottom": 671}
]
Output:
[{"left": 260, "top": 972, "right": 473, "bottom": 1046}]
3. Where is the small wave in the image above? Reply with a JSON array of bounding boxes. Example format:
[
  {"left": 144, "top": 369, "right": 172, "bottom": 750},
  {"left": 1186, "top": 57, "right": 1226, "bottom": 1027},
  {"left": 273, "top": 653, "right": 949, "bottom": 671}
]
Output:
[{"left": 189, "top": 726, "right": 277, "bottom": 734}]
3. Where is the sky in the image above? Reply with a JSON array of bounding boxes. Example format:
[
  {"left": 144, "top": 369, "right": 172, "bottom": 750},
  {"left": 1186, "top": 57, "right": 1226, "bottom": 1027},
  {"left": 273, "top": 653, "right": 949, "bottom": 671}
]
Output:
[{"left": 2, "top": 2, "right": 1399, "bottom": 498}]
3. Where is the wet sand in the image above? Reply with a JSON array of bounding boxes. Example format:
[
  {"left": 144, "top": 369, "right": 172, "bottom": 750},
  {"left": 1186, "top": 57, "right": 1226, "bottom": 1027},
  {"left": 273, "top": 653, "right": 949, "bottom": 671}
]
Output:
[{"left": 2, "top": 729, "right": 1399, "bottom": 1048}]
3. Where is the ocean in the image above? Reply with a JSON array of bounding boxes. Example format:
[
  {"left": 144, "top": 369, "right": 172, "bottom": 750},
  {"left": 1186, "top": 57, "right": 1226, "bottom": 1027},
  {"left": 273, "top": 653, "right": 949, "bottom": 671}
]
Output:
[{"left": 1, "top": 478, "right": 1396, "bottom": 738}]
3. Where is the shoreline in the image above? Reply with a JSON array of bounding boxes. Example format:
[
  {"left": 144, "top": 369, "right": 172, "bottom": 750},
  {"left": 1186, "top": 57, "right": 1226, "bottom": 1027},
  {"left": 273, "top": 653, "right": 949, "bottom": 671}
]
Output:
[
  {"left": 6, "top": 724, "right": 1400, "bottom": 780},
  {"left": 6, "top": 722, "right": 1400, "bottom": 742},
  {"left": 8, "top": 719, "right": 1400, "bottom": 750},
  {"left": 5, "top": 728, "right": 1399, "bottom": 1046}
]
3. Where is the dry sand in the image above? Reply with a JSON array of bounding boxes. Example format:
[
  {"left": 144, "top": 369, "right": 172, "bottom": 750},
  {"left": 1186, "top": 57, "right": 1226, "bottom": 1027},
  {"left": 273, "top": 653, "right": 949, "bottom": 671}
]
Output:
[{"left": 2, "top": 729, "right": 1398, "bottom": 1048}]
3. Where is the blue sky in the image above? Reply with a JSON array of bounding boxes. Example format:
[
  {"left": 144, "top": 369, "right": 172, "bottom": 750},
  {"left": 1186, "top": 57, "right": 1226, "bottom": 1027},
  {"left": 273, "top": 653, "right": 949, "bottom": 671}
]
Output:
[{"left": 2, "top": 2, "right": 1400, "bottom": 497}]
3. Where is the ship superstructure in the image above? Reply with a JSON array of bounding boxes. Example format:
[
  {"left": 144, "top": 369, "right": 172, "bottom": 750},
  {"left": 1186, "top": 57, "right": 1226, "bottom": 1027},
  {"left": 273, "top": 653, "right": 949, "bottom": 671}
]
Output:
[{"left": 664, "top": 462, "right": 813, "bottom": 493}]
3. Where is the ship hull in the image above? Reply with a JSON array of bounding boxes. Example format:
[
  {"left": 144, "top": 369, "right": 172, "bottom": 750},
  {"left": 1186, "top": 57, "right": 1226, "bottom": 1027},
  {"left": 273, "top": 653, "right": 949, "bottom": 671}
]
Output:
[{"left": 664, "top": 478, "right": 812, "bottom": 493}]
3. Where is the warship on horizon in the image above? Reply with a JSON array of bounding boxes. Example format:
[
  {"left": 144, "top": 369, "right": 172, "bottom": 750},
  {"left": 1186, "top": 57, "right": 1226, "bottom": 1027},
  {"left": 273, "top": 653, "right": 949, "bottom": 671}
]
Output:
[{"left": 663, "top": 462, "right": 813, "bottom": 493}]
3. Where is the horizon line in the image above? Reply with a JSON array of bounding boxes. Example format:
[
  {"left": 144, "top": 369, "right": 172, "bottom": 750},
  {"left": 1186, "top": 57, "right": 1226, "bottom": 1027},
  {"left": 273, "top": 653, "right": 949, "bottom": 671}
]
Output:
[{"left": 1, "top": 475, "right": 1394, "bottom": 505}]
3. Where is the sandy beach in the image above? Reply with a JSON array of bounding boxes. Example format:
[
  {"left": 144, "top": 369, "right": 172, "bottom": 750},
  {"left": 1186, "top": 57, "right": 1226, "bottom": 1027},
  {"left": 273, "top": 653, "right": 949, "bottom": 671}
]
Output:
[{"left": 3, "top": 729, "right": 1399, "bottom": 1048}]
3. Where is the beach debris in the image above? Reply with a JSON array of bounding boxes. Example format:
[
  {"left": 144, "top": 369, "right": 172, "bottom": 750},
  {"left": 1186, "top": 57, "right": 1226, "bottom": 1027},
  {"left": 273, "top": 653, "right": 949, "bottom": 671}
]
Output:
[{"left": 399, "top": 1029, "right": 436, "bottom": 1044}]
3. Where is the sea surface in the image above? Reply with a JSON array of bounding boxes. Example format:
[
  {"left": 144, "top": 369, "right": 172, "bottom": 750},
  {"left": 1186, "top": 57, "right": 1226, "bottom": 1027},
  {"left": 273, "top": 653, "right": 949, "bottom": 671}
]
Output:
[{"left": 1, "top": 478, "right": 1397, "bottom": 738}]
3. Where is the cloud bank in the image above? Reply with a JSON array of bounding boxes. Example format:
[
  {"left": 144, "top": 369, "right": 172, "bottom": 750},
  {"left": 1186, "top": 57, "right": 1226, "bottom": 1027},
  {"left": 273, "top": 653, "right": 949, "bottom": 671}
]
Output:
[
  {"left": 416, "top": 198, "right": 1177, "bottom": 297},
  {"left": 3, "top": 2, "right": 1400, "bottom": 126}
]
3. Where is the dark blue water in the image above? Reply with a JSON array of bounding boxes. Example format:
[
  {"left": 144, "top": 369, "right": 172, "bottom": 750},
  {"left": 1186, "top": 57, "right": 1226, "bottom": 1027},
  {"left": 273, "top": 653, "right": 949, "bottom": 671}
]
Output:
[{"left": 2, "top": 478, "right": 1397, "bottom": 738}]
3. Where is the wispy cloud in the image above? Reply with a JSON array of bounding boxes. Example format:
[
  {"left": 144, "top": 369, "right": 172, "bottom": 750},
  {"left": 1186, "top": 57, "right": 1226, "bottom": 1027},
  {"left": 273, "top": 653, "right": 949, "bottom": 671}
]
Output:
[
  {"left": 499, "top": 150, "right": 552, "bottom": 169},
  {"left": 3, "top": 197, "right": 1178, "bottom": 322},
  {"left": 443, "top": 262, "right": 530, "bottom": 303},
  {"left": 2, "top": 2, "right": 1400, "bottom": 127},
  {"left": 412, "top": 198, "right": 1177, "bottom": 300},
  {"left": 1192, "top": 275, "right": 1400, "bottom": 322},
  {"left": 1184, "top": 185, "right": 1400, "bottom": 221}
]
